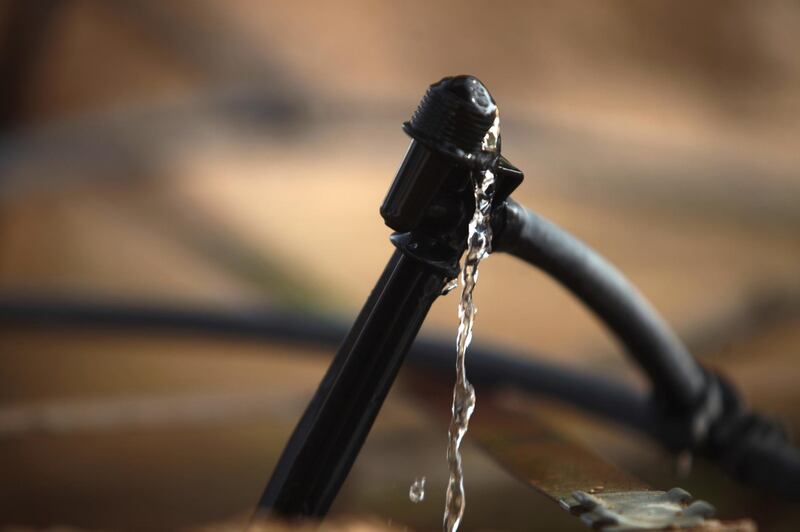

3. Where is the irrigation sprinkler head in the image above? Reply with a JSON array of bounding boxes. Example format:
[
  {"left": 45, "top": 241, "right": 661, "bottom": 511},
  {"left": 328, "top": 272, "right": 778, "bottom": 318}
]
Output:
[
  {"left": 404, "top": 75, "right": 499, "bottom": 166},
  {"left": 259, "top": 77, "right": 523, "bottom": 517},
  {"left": 380, "top": 75, "right": 523, "bottom": 277}
]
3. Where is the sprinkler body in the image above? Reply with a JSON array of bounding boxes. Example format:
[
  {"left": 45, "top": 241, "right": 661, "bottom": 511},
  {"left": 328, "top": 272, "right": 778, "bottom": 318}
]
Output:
[
  {"left": 259, "top": 74, "right": 787, "bottom": 517},
  {"left": 257, "top": 76, "right": 523, "bottom": 518}
]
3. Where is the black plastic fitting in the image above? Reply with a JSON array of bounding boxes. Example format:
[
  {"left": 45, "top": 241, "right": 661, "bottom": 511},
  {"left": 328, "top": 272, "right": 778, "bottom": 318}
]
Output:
[
  {"left": 381, "top": 76, "right": 521, "bottom": 277},
  {"left": 381, "top": 76, "right": 498, "bottom": 234},
  {"left": 258, "top": 75, "right": 521, "bottom": 519}
]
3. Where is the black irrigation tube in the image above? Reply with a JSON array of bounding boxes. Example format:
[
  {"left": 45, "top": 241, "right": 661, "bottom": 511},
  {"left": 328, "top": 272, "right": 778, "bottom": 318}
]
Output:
[
  {"left": 0, "top": 295, "right": 655, "bottom": 437},
  {"left": 492, "top": 199, "right": 800, "bottom": 499},
  {"left": 2, "top": 288, "right": 800, "bottom": 501},
  {"left": 5, "top": 294, "right": 799, "bottom": 501},
  {"left": 494, "top": 199, "right": 707, "bottom": 413}
]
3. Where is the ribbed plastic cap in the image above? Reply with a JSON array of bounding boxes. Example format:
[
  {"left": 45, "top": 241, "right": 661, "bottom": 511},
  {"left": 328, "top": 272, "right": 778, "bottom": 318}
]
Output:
[{"left": 403, "top": 75, "right": 497, "bottom": 163}]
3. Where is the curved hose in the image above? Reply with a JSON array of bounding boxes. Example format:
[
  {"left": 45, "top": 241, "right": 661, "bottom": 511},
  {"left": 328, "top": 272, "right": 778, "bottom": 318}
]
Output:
[
  {"left": 493, "top": 199, "right": 800, "bottom": 497},
  {"left": 493, "top": 199, "right": 707, "bottom": 412}
]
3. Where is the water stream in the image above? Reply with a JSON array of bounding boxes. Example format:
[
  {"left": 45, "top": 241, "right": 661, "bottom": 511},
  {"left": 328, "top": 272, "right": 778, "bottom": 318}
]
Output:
[{"left": 442, "top": 114, "right": 499, "bottom": 532}]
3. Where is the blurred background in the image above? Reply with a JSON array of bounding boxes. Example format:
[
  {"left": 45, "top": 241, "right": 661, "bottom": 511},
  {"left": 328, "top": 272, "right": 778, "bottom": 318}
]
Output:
[{"left": 0, "top": 1, "right": 799, "bottom": 530}]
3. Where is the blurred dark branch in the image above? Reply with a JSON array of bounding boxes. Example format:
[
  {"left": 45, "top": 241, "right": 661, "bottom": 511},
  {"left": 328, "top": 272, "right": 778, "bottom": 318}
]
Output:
[
  {"left": 683, "top": 289, "right": 800, "bottom": 361},
  {"left": 109, "top": 1, "right": 291, "bottom": 84},
  {"left": 0, "top": 85, "right": 308, "bottom": 201},
  {"left": 0, "top": 98, "right": 798, "bottom": 232},
  {"left": 104, "top": 0, "right": 307, "bottom": 126},
  {"left": 0, "top": 0, "right": 66, "bottom": 130}
]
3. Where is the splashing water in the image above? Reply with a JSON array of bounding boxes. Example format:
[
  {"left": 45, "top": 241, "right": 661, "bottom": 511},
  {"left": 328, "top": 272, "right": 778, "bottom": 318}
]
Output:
[
  {"left": 441, "top": 278, "right": 459, "bottom": 295},
  {"left": 409, "top": 477, "right": 426, "bottom": 503},
  {"left": 442, "top": 114, "right": 499, "bottom": 532}
]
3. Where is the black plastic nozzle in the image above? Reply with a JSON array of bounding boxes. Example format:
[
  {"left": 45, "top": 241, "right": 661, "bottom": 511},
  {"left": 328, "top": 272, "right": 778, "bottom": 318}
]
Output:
[
  {"left": 404, "top": 75, "right": 499, "bottom": 163},
  {"left": 380, "top": 76, "right": 522, "bottom": 282},
  {"left": 381, "top": 76, "right": 504, "bottom": 235}
]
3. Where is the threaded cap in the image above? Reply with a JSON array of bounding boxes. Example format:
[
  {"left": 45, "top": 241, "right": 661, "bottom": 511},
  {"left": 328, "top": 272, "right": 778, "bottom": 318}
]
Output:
[{"left": 403, "top": 75, "right": 498, "bottom": 166}]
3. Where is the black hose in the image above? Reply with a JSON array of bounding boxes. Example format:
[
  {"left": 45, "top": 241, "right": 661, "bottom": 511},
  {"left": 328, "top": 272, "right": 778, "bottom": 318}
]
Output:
[
  {"left": 494, "top": 199, "right": 707, "bottom": 412},
  {"left": 706, "top": 375, "right": 800, "bottom": 498},
  {"left": 2, "top": 295, "right": 799, "bottom": 498},
  {"left": 6, "top": 291, "right": 798, "bottom": 445},
  {"left": 493, "top": 199, "right": 800, "bottom": 497},
  {"left": 0, "top": 295, "right": 654, "bottom": 435}
]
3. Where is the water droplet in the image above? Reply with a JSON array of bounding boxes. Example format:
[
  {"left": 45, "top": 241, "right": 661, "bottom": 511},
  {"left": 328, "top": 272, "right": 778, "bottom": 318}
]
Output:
[
  {"left": 441, "top": 278, "right": 458, "bottom": 295},
  {"left": 481, "top": 114, "right": 500, "bottom": 153},
  {"left": 409, "top": 477, "right": 426, "bottom": 503}
]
